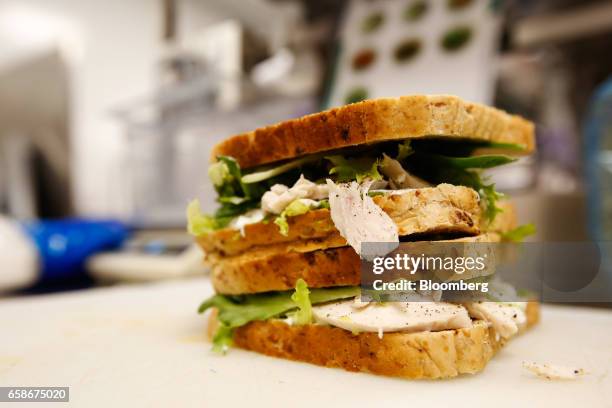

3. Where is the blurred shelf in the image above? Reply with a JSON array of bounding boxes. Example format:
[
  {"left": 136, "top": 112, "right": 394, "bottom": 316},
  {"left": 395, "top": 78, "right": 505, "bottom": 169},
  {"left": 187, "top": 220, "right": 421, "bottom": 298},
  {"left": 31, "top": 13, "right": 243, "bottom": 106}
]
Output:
[{"left": 514, "top": 1, "right": 612, "bottom": 47}]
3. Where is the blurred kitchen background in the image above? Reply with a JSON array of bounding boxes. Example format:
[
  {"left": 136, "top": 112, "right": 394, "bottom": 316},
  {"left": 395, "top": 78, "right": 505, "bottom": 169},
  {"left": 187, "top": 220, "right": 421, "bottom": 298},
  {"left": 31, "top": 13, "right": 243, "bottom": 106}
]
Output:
[{"left": 1, "top": 0, "right": 612, "bottom": 293}]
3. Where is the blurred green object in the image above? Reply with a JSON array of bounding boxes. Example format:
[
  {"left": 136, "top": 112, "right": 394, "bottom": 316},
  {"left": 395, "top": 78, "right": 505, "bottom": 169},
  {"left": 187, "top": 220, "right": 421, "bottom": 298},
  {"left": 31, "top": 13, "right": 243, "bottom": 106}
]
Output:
[
  {"left": 404, "top": 1, "right": 428, "bottom": 22},
  {"left": 345, "top": 87, "right": 368, "bottom": 105},
  {"left": 441, "top": 26, "right": 473, "bottom": 52},
  {"left": 361, "top": 12, "right": 384, "bottom": 33},
  {"left": 394, "top": 39, "right": 422, "bottom": 63}
]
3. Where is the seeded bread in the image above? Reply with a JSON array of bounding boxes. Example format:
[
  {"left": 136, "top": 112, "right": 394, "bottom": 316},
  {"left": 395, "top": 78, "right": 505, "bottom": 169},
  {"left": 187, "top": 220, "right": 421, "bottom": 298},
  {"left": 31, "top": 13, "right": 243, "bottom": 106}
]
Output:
[
  {"left": 198, "top": 184, "right": 482, "bottom": 258},
  {"left": 211, "top": 233, "right": 502, "bottom": 295},
  {"left": 211, "top": 95, "right": 535, "bottom": 169}
]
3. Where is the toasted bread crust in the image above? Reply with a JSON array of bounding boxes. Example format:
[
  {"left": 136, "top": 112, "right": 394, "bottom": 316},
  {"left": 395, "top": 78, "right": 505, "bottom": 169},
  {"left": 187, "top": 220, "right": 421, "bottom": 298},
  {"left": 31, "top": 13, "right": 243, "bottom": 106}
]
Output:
[
  {"left": 211, "top": 95, "right": 535, "bottom": 169},
  {"left": 210, "top": 302, "right": 539, "bottom": 380},
  {"left": 234, "top": 320, "right": 498, "bottom": 379},
  {"left": 198, "top": 184, "right": 482, "bottom": 258},
  {"left": 211, "top": 233, "right": 501, "bottom": 295},
  {"left": 212, "top": 246, "right": 359, "bottom": 295}
]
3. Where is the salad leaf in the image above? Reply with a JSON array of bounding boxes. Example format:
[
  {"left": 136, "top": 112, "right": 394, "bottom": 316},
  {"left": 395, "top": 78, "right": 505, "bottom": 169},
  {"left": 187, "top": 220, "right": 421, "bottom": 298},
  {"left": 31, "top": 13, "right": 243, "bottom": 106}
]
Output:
[
  {"left": 199, "top": 283, "right": 360, "bottom": 352},
  {"left": 211, "top": 156, "right": 267, "bottom": 203},
  {"left": 213, "top": 156, "right": 244, "bottom": 197},
  {"left": 482, "top": 141, "right": 527, "bottom": 151},
  {"left": 218, "top": 196, "right": 250, "bottom": 205},
  {"left": 187, "top": 200, "right": 218, "bottom": 235},
  {"left": 199, "top": 292, "right": 295, "bottom": 329},
  {"left": 241, "top": 156, "right": 320, "bottom": 184},
  {"left": 211, "top": 323, "right": 234, "bottom": 353},
  {"left": 200, "top": 156, "right": 267, "bottom": 231},
  {"left": 501, "top": 223, "right": 536, "bottom": 242},
  {"left": 274, "top": 217, "right": 289, "bottom": 236},
  {"left": 274, "top": 199, "right": 319, "bottom": 236},
  {"left": 479, "top": 183, "right": 505, "bottom": 222},
  {"left": 208, "top": 161, "right": 230, "bottom": 187},
  {"left": 327, "top": 155, "right": 382, "bottom": 183},
  {"left": 214, "top": 199, "right": 259, "bottom": 218},
  {"left": 396, "top": 141, "right": 413, "bottom": 161},
  {"left": 187, "top": 198, "right": 256, "bottom": 236},
  {"left": 434, "top": 154, "right": 516, "bottom": 169},
  {"left": 199, "top": 285, "right": 360, "bottom": 328},
  {"left": 409, "top": 139, "right": 526, "bottom": 157},
  {"left": 290, "top": 279, "right": 312, "bottom": 324}
]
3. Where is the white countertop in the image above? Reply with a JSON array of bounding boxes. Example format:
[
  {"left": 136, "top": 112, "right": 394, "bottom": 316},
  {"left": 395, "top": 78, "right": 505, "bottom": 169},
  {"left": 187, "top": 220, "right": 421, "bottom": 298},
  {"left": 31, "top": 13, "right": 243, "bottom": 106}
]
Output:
[{"left": 1, "top": 278, "right": 611, "bottom": 408}]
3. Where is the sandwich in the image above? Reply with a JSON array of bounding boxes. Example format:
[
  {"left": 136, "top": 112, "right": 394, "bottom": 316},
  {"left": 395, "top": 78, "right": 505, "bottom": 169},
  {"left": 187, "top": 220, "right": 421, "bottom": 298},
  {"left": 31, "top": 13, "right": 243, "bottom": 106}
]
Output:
[{"left": 189, "top": 95, "right": 539, "bottom": 380}]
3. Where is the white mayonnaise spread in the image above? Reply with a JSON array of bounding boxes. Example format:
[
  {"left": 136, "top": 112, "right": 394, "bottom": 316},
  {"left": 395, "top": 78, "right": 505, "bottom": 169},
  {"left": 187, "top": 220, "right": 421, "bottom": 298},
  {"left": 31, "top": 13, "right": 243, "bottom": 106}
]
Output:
[
  {"left": 261, "top": 175, "right": 329, "bottom": 214},
  {"left": 312, "top": 299, "right": 472, "bottom": 334},
  {"left": 228, "top": 209, "right": 265, "bottom": 236}
]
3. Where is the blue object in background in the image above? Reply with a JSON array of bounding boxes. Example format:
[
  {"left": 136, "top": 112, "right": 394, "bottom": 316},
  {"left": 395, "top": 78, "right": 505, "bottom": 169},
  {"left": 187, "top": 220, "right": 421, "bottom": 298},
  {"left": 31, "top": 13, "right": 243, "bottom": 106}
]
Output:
[{"left": 21, "top": 219, "right": 130, "bottom": 282}]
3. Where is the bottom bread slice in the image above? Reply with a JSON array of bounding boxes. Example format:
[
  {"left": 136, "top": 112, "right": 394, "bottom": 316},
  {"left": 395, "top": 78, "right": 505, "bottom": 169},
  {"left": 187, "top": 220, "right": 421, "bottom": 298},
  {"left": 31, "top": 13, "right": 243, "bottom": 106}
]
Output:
[{"left": 208, "top": 301, "right": 539, "bottom": 380}]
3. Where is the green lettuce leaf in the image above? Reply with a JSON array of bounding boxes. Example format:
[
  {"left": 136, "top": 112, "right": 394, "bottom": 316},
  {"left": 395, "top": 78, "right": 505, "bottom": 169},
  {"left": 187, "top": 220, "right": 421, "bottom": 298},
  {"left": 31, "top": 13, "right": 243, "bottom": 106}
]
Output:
[
  {"left": 241, "top": 156, "right": 320, "bottom": 184},
  {"left": 290, "top": 279, "right": 312, "bottom": 324},
  {"left": 273, "top": 199, "right": 317, "bottom": 236},
  {"left": 274, "top": 217, "right": 290, "bottom": 236},
  {"left": 187, "top": 200, "right": 218, "bottom": 235},
  {"left": 199, "top": 285, "right": 360, "bottom": 328},
  {"left": 212, "top": 156, "right": 243, "bottom": 197},
  {"left": 396, "top": 141, "right": 414, "bottom": 161},
  {"left": 326, "top": 155, "right": 382, "bottom": 183},
  {"left": 482, "top": 141, "right": 527, "bottom": 151},
  {"left": 211, "top": 323, "right": 234, "bottom": 353},
  {"left": 409, "top": 139, "right": 526, "bottom": 157},
  {"left": 480, "top": 183, "right": 505, "bottom": 222},
  {"left": 218, "top": 196, "right": 250, "bottom": 205},
  {"left": 193, "top": 156, "right": 265, "bottom": 233},
  {"left": 501, "top": 223, "right": 536, "bottom": 242},
  {"left": 186, "top": 197, "right": 256, "bottom": 236},
  {"left": 198, "top": 284, "right": 360, "bottom": 352},
  {"left": 434, "top": 154, "right": 516, "bottom": 169},
  {"left": 208, "top": 161, "right": 230, "bottom": 187}
]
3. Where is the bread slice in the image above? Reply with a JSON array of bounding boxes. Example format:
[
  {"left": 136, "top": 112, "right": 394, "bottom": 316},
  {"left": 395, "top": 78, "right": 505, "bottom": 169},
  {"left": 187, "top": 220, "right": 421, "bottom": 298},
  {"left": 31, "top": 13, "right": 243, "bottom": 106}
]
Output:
[
  {"left": 211, "top": 95, "right": 535, "bottom": 169},
  {"left": 211, "top": 233, "right": 501, "bottom": 295},
  {"left": 212, "top": 246, "right": 358, "bottom": 295},
  {"left": 208, "top": 301, "right": 540, "bottom": 380},
  {"left": 198, "top": 184, "right": 482, "bottom": 258}
]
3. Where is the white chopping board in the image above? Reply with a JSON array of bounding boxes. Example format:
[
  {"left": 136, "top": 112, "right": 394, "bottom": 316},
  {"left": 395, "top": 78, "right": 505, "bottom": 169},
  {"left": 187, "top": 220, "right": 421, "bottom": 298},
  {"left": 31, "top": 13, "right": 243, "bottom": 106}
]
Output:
[{"left": 0, "top": 278, "right": 611, "bottom": 408}]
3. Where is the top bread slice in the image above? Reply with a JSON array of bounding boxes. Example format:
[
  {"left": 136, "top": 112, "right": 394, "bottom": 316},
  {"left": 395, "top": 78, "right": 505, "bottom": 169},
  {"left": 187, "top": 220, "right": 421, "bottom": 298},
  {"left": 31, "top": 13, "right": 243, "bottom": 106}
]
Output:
[{"left": 211, "top": 95, "right": 535, "bottom": 169}]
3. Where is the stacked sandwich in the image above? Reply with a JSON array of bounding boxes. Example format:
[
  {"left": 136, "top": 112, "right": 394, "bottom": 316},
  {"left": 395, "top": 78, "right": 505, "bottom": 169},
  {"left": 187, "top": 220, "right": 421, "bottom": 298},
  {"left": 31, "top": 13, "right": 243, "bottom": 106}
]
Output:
[{"left": 189, "top": 95, "right": 539, "bottom": 380}]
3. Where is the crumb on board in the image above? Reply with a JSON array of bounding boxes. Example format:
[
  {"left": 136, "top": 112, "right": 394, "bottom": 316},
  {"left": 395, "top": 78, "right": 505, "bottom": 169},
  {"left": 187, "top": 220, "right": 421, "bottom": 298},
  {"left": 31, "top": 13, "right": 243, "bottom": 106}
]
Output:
[{"left": 522, "top": 361, "right": 585, "bottom": 380}]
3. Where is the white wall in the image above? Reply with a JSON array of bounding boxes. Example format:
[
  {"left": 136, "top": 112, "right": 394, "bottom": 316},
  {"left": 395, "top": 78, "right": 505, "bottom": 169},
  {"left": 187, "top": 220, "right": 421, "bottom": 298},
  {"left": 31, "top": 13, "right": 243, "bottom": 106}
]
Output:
[{"left": 0, "top": 0, "right": 162, "bottom": 217}]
